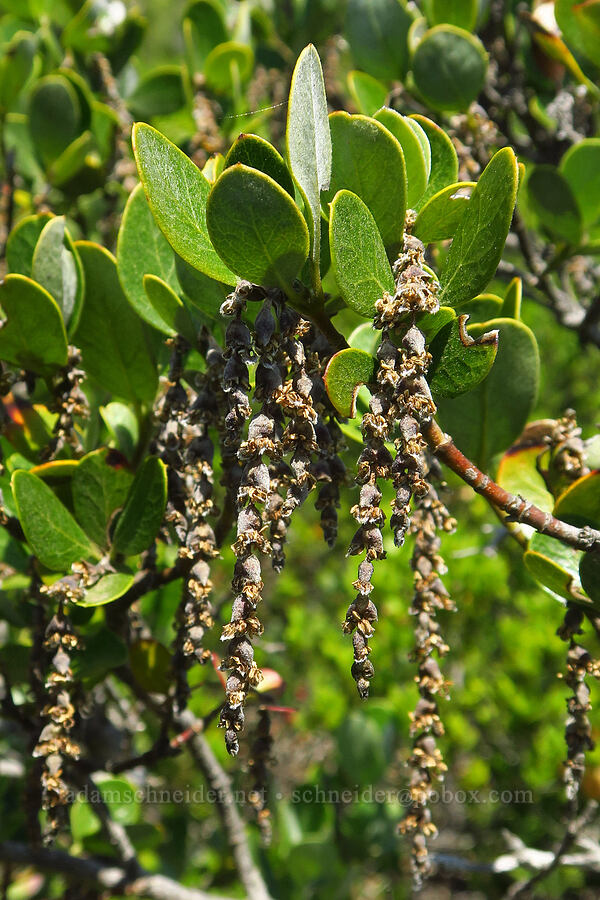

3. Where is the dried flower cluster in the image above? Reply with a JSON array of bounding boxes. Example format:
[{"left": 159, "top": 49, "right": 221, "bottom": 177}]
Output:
[
  {"left": 344, "top": 236, "right": 440, "bottom": 699},
  {"left": 33, "top": 589, "right": 82, "bottom": 843},
  {"left": 42, "top": 347, "right": 88, "bottom": 460},
  {"left": 399, "top": 471, "right": 456, "bottom": 885},
  {"left": 157, "top": 335, "right": 221, "bottom": 710}
]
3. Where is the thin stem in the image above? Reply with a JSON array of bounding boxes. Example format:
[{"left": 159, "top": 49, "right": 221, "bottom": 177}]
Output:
[{"left": 424, "top": 419, "right": 600, "bottom": 554}]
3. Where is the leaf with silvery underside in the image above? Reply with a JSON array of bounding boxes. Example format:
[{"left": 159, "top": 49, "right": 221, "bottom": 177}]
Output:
[
  {"left": 410, "top": 115, "right": 458, "bottom": 211},
  {"left": 428, "top": 315, "right": 498, "bottom": 398},
  {"left": 324, "top": 348, "right": 377, "bottom": 418},
  {"left": 31, "top": 215, "right": 84, "bottom": 334},
  {"left": 286, "top": 44, "right": 331, "bottom": 281},
  {"left": 413, "top": 182, "right": 475, "bottom": 243},
  {"left": 5, "top": 213, "right": 53, "bottom": 276},
  {"left": 206, "top": 165, "right": 309, "bottom": 294},
  {"left": 132, "top": 123, "right": 235, "bottom": 285},
  {"left": 440, "top": 148, "right": 519, "bottom": 308},
  {"left": 117, "top": 182, "right": 180, "bottom": 332},
  {"left": 323, "top": 112, "right": 406, "bottom": 256},
  {"left": 329, "top": 189, "right": 394, "bottom": 319},
  {"left": 12, "top": 469, "right": 97, "bottom": 571}
]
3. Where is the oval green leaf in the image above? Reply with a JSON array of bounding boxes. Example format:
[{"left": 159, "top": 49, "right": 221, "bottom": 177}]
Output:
[
  {"left": 206, "top": 164, "right": 310, "bottom": 293},
  {"left": 117, "top": 182, "right": 180, "bottom": 331},
  {"left": 440, "top": 147, "right": 519, "bottom": 307},
  {"left": 424, "top": 0, "right": 478, "bottom": 31},
  {"left": 0, "top": 274, "right": 68, "bottom": 374},
  {"left": 524, "top": 532, "right": 587, "bottom": 605},
  {"left": 348, "top": 71, "right": 388, "bottom": 116},
  {"left": 527, "top": 165, "right": 582, "bottom": 245},
  {"left": 12, "top": 469, "right": 95, "bottom": 571},
  {"left": 225, "top": 132, "right": 294, "bottom": 196},
  {"left": 580, "top": 551, "right": 600, "bottom": 607},
  {"left": 28, "top": 74, "right": 83, "bottom": 166},
  {"left": 5, "top": 213, "right": 53, "bottom": 277},
  {"left": 329, "top": 189, "right": 394, "bottom": 318},
  {"left": 554, "top": 471, "right": 600, "bottom": 530},
  {"left": 132, "top": 122, "right": 235, "bottom": 285},
  {"left": 31, "top": 216, "right": 84, "bottom": 334},
  {"left": 560, "top": 139, "right": 600, "bottom": 230},
  {"left": 72, "top": 448, "right": 133, "bottom": 549},
  {"left": 345, "top": 0, "right": 414, "bottom": 81},
  {"left": 203, "top": 41, "right": 253, "bottom": 94},
  {"left": 127, "top": 65, "right": 187, "bottom": 119},
  {"left": 410, "top": 115, "right": 458, "bottom": 211},
  {"left": 73, "top": 242, "right": 158, "bottom": 405},
  {"left": 286, "top": 44, "right": 332, "bottom": 277},
  {"left": 78, "top": 572, "right": 135, "bottom": 607},
  {"left": 428, "top": 314, "right": 498, "bottom": 399},
  {"left": 412, "top": 25, "right": 488, "bottom": 112},
  {"left": 324, "top": 112, "right": 406, "bottom": 255},
  {"left": 436, "top": 317, "right": 539, "bottom": 469},
  {"left": 413, "top": 181, "right": 475, "bottom": 243},
  {"left": 324, "top": 348, "right": 376, "bottom": 418},
  {"left": 112, "top": 456, "right": 168, "bottom": 557},
  {"left": 374, "top": 108, "right": 429, "bottom": 209},
  {"left": 143, "top": 274, "right": 197, "bottom": 343}
]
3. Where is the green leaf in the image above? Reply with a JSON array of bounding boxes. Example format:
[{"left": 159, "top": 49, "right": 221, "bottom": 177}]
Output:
[
  {"left": 31, "top": 216, "right": 84, "bottom": 334},
  {"left": 28, "top": 74, "right": 83, "bottom": 166},
  {"left": 78, "top": 572, "right": 135, "bottom": 607},
  {"left": 129, "top": 638, "right": 172, "bottom": 693},
  {"left": 183, "top": 0, "right": 227, "bottom": 71},
  {"left": 100, "top": 403, "right": 139, "bottom": 461},
  {"left": 329, "top": 190, "right": 394, "bottom": 318},
  {"left": 440, "top": 148, "right": 519, "bottom": 307},
  {"left": 112, "top": 456, "right": 167, "bottom": 557},
  {"left": 348, "top": 322, "right": 380, "bottom": 355},
  {"left": 345, "top": 0, "right": 414, "bottom": 81},
  {"left": 416, "top": 305, "right": 456, "bottom": 341},
  {"left": 225, "top": 133, "right": 295, "bottom": 196},
  {"left": 73, "top": 242, "right": 158, "bottom": 405},
  {"left": 132, "top": 122, "right": 235, "bottom": 285},
  {"left": 524, "top": 532, "right": 587, "bottom": 605},
  {"left": 436, "top": 317, "right": 539, "bottom": 469},
  {"left": 324, "top": 112, "right": 406, "bottom": 255},
  {"left": 143, "top": 274, "right": 197, "bottom": 343},
  {"left": 554, "top": 472, "right": 600, "bottom": 530},
  {"left": 496, "top": 443, "right": 554, "bottom": 539},
  {"left": 412, "top": 25, "right": 488, "bottom": 112},
  {"left": 12, "top": 469, "right": 95, "bottom": 571},
  {"left": 428, "top": 314, "right": 498, "bottom": 399},
  {"left": 580, "top": 551, "right": 600, "bottom": 607},
  {"left": 127, "top": 65, "right": 187, "bottom": 119},
  {"left": 5, "top": 213, "right": 53, "bottom": 276},
  {"left": 527, "top": 165, "right": 582, "bottom": 245},
  {"left": 456, "top": 293, "right": 503, "bottom": 322},
  {"left": 374, "top": 108, "right": 429, "bottom": 209},
  {"left": 203, "top": 41, "right": 253, "bottom": 94},
  {"left": 410, "top": 115, "right": 459, "bottom": 211},
  {"left": 413, "top": 181, "right": 475, "bottom": 243},
  {"left": 324, "top": 348, "right": 376, "bottom": 417},
  {"left": 286, "top": 44, "right": 332, "bottom": 278},
  {"left": 559, "top": 139, "right": 600, "bottom": 230},
  {"left": 202, "top": 152, "right": 225, "bottom": 182},
  {"left": 0, "top": 31, "right": 37, "bottom": 111},
  {"left": 424, "top": 0, "right": 478, "bottom": 31},
  {"left": 556, "top": 0, "right": 600, "bottom": 67},
  {"left": 501, "top": 277, "right": 522, "bottom": 319},
  {"left": 174, "top": 254, "right": 229, "bottom": 323},
  {"left": 206, "top": 164, "right": 309, "bottom": 293},
  {"left": 117, "top": 183, "right": 180, "bottom": 331},
  {"left": 47, "top": 130, "right": 96, "bottom": 188},
  {"left": 72, "top": 448, "right": 133, "bottom": 548},
  {"left": 347, "top": 71, "right": 388, "bottom": 116},
  {"left": 0, "top": 275, "right": 68, "bottom": 374}
]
